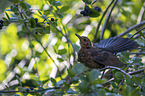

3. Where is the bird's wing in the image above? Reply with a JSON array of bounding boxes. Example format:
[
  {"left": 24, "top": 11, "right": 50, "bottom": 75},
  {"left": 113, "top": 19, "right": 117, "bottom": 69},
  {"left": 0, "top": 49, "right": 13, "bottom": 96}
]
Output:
[
  {"left": 91, "top": 50, "right": 126, "bottom": 67},
  {"left": 94, "top": 37, "right": 138, "bottom": 53}
]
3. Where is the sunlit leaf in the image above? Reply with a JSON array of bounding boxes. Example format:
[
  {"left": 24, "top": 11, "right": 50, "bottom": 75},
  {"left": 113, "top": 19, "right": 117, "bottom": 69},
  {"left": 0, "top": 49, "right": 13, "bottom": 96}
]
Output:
[
  {"left": 67, "top": 68, "right": 75, "bottom": 77},
  {"left": 58, "top": 49, "right": 67, "bottom": 55},
  {"left": 5, "top": 12, "right": 10, "bottom": 22},
  {"left": 60, "top": 6, "right": 70, "bottom": 12}
]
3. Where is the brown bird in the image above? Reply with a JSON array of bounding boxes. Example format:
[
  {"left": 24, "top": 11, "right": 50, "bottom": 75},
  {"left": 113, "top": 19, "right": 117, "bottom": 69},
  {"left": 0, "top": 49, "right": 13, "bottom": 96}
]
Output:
[{"left": 75, "top": 34, "right": 138, "bottom": 69}]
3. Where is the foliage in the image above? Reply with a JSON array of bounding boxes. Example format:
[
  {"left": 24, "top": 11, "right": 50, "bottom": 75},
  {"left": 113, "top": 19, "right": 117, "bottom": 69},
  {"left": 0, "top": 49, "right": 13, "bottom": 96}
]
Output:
[{"left": 0, "top": 0, "right": 145, "bottom": 95}]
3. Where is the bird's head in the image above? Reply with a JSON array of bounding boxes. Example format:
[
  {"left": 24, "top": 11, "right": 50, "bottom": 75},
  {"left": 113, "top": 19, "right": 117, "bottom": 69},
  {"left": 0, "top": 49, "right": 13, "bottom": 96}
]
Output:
[{"left": 75, "top": 34, "right": 92, "bottom": 49}]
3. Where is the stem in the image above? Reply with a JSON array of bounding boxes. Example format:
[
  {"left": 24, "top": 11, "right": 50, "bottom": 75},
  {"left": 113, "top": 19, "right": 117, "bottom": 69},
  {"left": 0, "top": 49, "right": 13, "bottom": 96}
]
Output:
[
  {"left": 129, "top": 27, "right": 145, "bottom": 39},
  {"left": 18, "top": 9, "right": 63, "bottom": 79},
  {"left": 100, "top": 66, "right": 132, "bottom": 78},
  {"left": 117, "top": 20, "right": 145, "bottom": 37},
  {"left": 102, "top": 68, "right": 145, "bottom": 87},
  {"left": 93, "top": 0, "right": 115, "bottom": 43},
  {"left": 47, "top": 19, "right": 76, "bottom": 64},
  {"left": 137, "top": 2, "right": 145, "bottom": 24},
  {"left": 0, "top": 87, "right": 60, "bottom": 93},
  {"left": 100, "top": 0, "right": 119, "bottom": 40}
]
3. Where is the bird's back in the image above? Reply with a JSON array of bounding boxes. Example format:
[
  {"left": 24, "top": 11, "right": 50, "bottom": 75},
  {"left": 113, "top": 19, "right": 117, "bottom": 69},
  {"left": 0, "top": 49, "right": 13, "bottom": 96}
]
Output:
[{"left": 78, "top": 47, "right": 126, "bottom": 68}]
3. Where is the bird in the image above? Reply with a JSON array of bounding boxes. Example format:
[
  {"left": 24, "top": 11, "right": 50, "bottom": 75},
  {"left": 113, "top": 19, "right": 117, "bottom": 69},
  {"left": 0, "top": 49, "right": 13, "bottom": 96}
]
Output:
[{"left": 75, "top": 34, "right": 138, "bottom": 69}]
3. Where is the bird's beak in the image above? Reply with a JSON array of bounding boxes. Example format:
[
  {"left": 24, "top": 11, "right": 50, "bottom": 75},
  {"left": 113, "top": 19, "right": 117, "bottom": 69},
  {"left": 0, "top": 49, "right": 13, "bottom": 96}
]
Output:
[{"left": 75, "top": 34, "right": 81, "bottom": 39}]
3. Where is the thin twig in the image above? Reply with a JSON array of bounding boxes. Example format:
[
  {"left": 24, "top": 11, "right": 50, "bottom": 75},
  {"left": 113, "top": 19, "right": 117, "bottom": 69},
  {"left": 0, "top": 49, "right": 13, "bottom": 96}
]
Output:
[
  {"left": 137, "top": 2, "right": 145, "bottom": 24},
  {"left": 130, "top": 52, "right": 145, "bottom": 55},
  {"left": 102, "top": 68, "right": 145, "bottom": 87},
  {"left": 117, "top": 20, "right": 145, "bottom": 37},
  {"left": 99, "top": 66, "right": 132, "bottom": 78},
  {"left": 129, "top": 27, "right": 145, "bottom": 39},
  {"left": 93, "top": 0, "right": 115, "bottom": 43},
  {"left": 47, "top": 19, "right": 76, "bottom": 64},
  {"left": 100, "top": 0, "right": 119, "bottom": 40},
  {"left": 0, "top": 87, "right": 60, "bottom": 93}
]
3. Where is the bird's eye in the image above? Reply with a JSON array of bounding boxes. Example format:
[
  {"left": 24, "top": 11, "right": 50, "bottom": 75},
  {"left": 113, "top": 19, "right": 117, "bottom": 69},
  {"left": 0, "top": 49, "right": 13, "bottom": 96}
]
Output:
[{"left": 84, "top": 38, "right": 86, "bottom": 41}]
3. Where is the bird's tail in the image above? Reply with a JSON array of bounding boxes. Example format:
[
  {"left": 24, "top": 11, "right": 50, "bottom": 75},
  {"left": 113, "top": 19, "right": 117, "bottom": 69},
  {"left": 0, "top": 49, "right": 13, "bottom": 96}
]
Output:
[{"left": 94, "top": 37, "right": 138, "bottom": 53}]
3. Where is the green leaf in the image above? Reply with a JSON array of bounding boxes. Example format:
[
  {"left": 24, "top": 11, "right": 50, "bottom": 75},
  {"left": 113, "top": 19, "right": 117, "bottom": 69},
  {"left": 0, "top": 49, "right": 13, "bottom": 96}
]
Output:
[
  {"left": 131, "top": 88, "right": 140, "bottom": 96},
  {"left": 38, "top": 10, "right": 43, "bottom": 15},
  {"left": 60, "top": 6, "right": 70, "bottom": 12},
  {"left": 111, "top": 82, "right": 117, "bottom": 88},
  {"left": 115, "top": 72, "right": 124, "bottom": 80},
  {"left": 142, "top": 78, "right": 145, "bottom": 84},
  {"left": 13, "top": 94, "right": 21, "bottom": 96},
  {"left": 82, "top": 0, "right": 92, "bottom": 4},
  {"left": 90, "top": 69, "right": 101, "bottom": 81},
  {"left": 67, "top": 68, "right": 75, "bottom": 77},
  {"left": 66, "top": 88, "right": 77, "bottom": 94},
  {"left": 10, "top": 5, "right": 19, "bottom": 15},
  {"left": 36, "top": 80, "right": 43, "bottom": 86},
  {"left": 20, "top": 2, "right": 30, "bottom": 11},
  {"left": 89, "top": 8, "right": 100, "bottom": 17},
  {"left": 57, "top": 57, "right": 64, "bottom": 62},
  {"left": 117, "top": 52, "right": 130, "bottom": 63},
  {"left": 8, "top": 0, "right": 19, "bottom": 3},
  {"left": 125, "top": 75, "right": 132, "bottom": 85},
  {"left": 142, "top": 85, "right": 145, "bottom": 92},
  {"left": 58, "top": 49, "right": 67, "bottom": 55},
  {"left": 50, "top": 77, "right": 56, "bottom": 86},
  {"left": 130, "top": 57, "right": 142, "bottom": 63},
  {"left": 92, "top": 0, "right": 97, "bottom": 5},
  {"left": 5, "top": 12, "right": 10, "bottom": 22},
  {"left": 72, "top": 63, "right": 86, "bottom": 74},
  {"left": 78, "top": 81, "right": 89, "bottom": 93},
  {"left": 126, "top": 85, "right": 132, "bottom": 95},
  {"left": 48, "top": 0, "right": 55, "bottom": 4},
  {"left": 45, "top": 26, "right": 50, "bottom": 34},
  {"left": 35, "top": 28, "right": 44, "bottom": 33},
  {"left": 97, "top": 89, "right": 106, "bottom": 96},
  {"left": 132, "top": 77, "right": 141, "bottom": 86},
  {"left": 53, "top": 1, "right": 62, "bottom": 6},
  {"left": 29, "top": 17, "right": 36, "bottom": 28},
  {"left": 2, "top": 17, "right": 10, "bottom": 26}
]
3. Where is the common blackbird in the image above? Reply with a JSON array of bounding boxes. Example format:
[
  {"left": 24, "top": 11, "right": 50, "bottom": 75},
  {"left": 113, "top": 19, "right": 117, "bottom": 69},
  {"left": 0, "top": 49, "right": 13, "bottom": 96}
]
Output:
[{"left": 75, "top": 34, "right": 138, "bottom": 69}]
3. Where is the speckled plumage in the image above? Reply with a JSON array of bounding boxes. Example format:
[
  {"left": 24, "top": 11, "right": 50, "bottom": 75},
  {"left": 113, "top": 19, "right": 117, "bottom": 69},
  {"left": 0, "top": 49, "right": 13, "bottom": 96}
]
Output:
[{"left": 76, "top": 34, "right": 138, "bottom": 69}]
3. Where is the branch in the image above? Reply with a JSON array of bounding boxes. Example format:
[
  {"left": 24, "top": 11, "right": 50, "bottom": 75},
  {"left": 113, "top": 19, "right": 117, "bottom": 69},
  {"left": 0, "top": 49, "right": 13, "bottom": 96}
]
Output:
[
  {"left": 99, "top": 66, "right": 132, "bottom": 78},
  {"left": 100, "top": 0, "right": 119, "bottom": 40},
  {"left": 129, "top": 27, "right": 145, "bottom": 39},
  {"left": 102, "top": 68, "right": 145, "bottom": 87},
  {"left": 93, "top": 0, "right": 115, "bottom": 43},
  {"left": 0, "top": 87, "right": 60, "bottom": 93},
  {"left": 47, "top": 19, "right": 77, "bottom": 64},
  {"left": 137, "top": 2, "right": 145, "bottom": 24},
  {"left": 117, "top": 20, "right": 145, "bottom": 37}
]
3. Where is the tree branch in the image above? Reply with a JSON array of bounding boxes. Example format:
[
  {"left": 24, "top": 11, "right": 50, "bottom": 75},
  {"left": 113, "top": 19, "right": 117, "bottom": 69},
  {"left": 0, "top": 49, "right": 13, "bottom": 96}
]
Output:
[
  {"left": 93, "top": 0, "right": 115, "bottom": 43},
  {"left": 99, "top": 66, "right": 132, "bottom": 78},
  {"left": 100, "top": 0, "right": 119, "bottom": 40},
  {"left": 117, "top": 20, "right": 145, "bottom": 37},
  {"left": 102, "top": 68, "right": 145, "bottom": 87}
]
